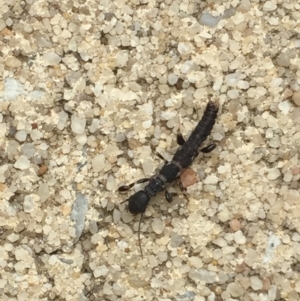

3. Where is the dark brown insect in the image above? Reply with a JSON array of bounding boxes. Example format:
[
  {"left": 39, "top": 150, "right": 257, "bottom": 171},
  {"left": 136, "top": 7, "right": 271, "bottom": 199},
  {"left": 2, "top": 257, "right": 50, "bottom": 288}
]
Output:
[{"left": 119, "top": 101, "right": 219, "bottom": 257}]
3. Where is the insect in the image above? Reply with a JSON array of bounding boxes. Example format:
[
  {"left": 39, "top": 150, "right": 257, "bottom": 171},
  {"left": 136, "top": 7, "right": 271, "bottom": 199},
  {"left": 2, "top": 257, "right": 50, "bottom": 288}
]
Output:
[{"left": 119, "top": 101, "right": 219, "bottom": 257}]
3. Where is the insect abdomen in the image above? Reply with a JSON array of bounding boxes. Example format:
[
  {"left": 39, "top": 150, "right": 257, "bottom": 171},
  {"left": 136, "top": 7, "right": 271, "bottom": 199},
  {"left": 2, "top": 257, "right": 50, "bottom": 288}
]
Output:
[{"left": 181, "top": 102, "right": 218, "bottom": 157}]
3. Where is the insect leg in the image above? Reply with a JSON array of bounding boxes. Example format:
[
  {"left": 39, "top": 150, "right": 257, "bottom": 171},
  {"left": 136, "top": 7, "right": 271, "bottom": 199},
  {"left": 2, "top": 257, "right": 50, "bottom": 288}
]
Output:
[
  {"left": 179, "top": 181, "right": 190, "bottom": 202},
  {"left": 177, "top": 133, "right": 185, "bottom": 146},
  {"left": 138, "top": 213, "right": 144, "bottom": 258},
  {"left": 165, "top": 189, "right": 178, "bottom": 203},
  {"left": 118, "top": 178, "right": 150, "bottom": 192},
  {"left": 200, "top": 143, "right": 217, "bottom": 153},
  {"left": 179, "top": 181, "right": 187, "bottom": 192},
  {"left": 155, "top": 152, "right": 168, "bottom": 164}
]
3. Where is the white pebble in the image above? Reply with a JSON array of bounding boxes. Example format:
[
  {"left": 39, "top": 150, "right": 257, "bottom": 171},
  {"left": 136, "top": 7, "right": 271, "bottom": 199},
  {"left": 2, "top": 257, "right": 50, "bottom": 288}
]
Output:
[
  {"left": 213, "top": 78, "right": 223, "bottom": 91},
  {"left": 75, "top": 133, "right": 87, "bottom": 145},
  {"left": 283, "top": 170, "right": 293, "bottom": 182},
  {"left": 43, "top": 52, "right": 61, "bottom": 65},
  {"left": 37, "top": 183, "right": 50, "bottom": 202},
  {"left": 142, "top": 158, "right": 155, "bottom": 175},
  {"left": 267, "top": 168, "right": 281, "bottom": 180},
  {"left": 30, "top": 129, "right": 43, "bottom": 141},
  {"left": 213, "top": 238, "right": 227, "bottom": 247},
  {"left": 161, "top": 110, "right": 176, "bottom": 120},
  {"left": 234, "top": 230, "right": 246, "bottom": 245},
  {"left": 250, "top": 276, "right": 263, "bottom": 290},
  {"left": 71, "top": 114, "right": 86, "bottom": 134},
  {"left": 168, "top": 74, "right": 178, "bottom": 85},
  {"left": 106, "top": 175, "right": 115, "bottom": 191},
  {"left": 237, "top": 80, "right": 249, "bottom": 89},
  {"left": 227, "top": 89, "right": 239, "bottom": 99},
  {"left": 48, "top": 255, "right": 58, "bottom": 265},
  {"left": 15, "top": 130, "right": 27, "bottom": 142},
  {"left": 292, "top": 233, "right": 300, "bottom": 242},
  {"left": 203, "top": 174, "right": 219, "bottom": 184},
  {"left": 178, "top": 42, "right": 194, "bottom": 58},
  {"left": 115, "top": 133, "right": 125, "bottom": 142},
  {"left": 142, "top": 120, "right": 152, "bottom": 129},
  {"left": 222, "top": 246, "right": 236, "bottom": 254},
  {"left": 89, "top": 119, "right": 100, "bottom": 133},
  {"left": 278, "top": 101, "right": 291, "bottom": 115},
  {"left": 14, "top": 155, "right": 30, "bottom": 170},
  {"left": 68, "top": 38, "right": 77, "bottom": 51},
  {"left": 181, "top": 60, "right": 195, "bottom": 73},
  {"left": 165, "top": 98, "right": 174, "bottom": 107},
  {"left": 218, "top": 210, "right": 230, "bottom": 222},
  {"left": 225, "top": 73, "right": 239, "bottom": 87},
  {"left": 15, "top": 246, "right": 31, "bottom": 261},
  {"left": 151, "top": 218, "right": 164, "bottom": 234},
  {"left": 24, "top": 194, "right": 39, "bottom": 213},
  {"left": 94, "top": 265, "right": 109, "bottom": 278},
  {"left": 226, "top": 282, "right": 244, "bottom": 297},
  {"left": 7, "top": 233, "right": 19, "bottom": 242},
  {"left": 115, "top": 50, "right": 129, "bottom": 67},
  {"left": 168, "top": 2, "right": 179, "bottom": 16},
  {"left": 217, "top": 164, "right": 231, "bottom": 174},
  {"left": 92, "top": 154, "right": 106, "bottom": 172},
  {"left": 4, "top": 78, "right": 25, "bottom": 101},
  {"left": 263, "top": 1, "right": 277, "bottom": 11},
  {"left": 268, "top": 17, "right": 279, "bottom": 26}
]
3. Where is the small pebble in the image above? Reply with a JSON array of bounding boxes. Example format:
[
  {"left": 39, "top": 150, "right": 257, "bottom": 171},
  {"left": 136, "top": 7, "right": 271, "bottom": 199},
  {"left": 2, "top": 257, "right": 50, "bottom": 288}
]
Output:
[
  {"left": 237, "top": 0, "right": 251, "bottom": 12},
  {"left": 75, "top": 133, "right": 87, "bottom": 145},
  {"left": 30, "top": 129, "right": 43, "bottom": 141},
  {"left": 267, "top": 168, "right": 281, "bottom": 180},
  {"left": 235, "top": 263, "right": 247, "bottom": 273},
  {"left": 37, "top": 165, "right": 48, "bottom": 176},
  {"left": 278, "top": 101, "right": 291, "bottom": 115},
  {"left": 15, "top": 131, "right": 27, "bottom": 142},
  {"left": 250, "top": 276, "right": 263, "bottom": 290},
  {"left": 106, "top": 175, "right": 115, "bottom": 191},
  {"left": 5, "top": 56, "right": 22, "bottom": 68},
  {"left": 71, "top": 114, "right": 86, "bottom": 135},
  {"left": 151, "top": 218, "right": 164, "bottom": 234},
  {"left": 203, "top": 174, "right": 219, "bottom": 184},
  {"left": 115, "top": 50, "right": 129, "bottom": 67},
  {"left": 178, "top": 42, "right": 194, "bottom": 58},
  {"left": 234, "top": 230, "right": 246, "bottom": 244},
  {"left": 94, "top": 265, "right": 109, "bottom": 278},
  {"left": 142, "top": 120, "right": 152, "bottom": 129},
  {"left": 230, "top": 219, "right": 241, "bottom": 231},
  {"left": 43, "top": 52, "right": 61, "bottom": 65},
  {"left": 199, "top": 13, "right": 221, "bottom": 28},
  {"left": 188, "top": 269, "right": 217, "bottom": 283},
  {"left": 180, "top": 168, "right": 198, "bottom": 188},
  {"left": 168, "top": 74, "right": 178, "bottom": 85},
  {"left": 263, "top": 1, "right": 277, "bottom": 11},
  {"left": 92, "top": 154, "right": 106, "bottom": 172},
  {"left": 170, "top": 233, "right": 184, "bottom": 248},
  {"left": 14, "top": 155, "right": 30, "bottom": 170},
  {"left": 218, "top": 211, "right": 230, "bottom": 222},
  {"left": 168, "top": 2, "right": 179, "bottom": 16},
  {"left": 226, "top": 282, "right": 244, "bottom": 297},
  {"left": 292, "top": 91, "right": 300, "bottom": 106},
  {"left": 158, "top": 84, "right": 169, "bottom": 94}
]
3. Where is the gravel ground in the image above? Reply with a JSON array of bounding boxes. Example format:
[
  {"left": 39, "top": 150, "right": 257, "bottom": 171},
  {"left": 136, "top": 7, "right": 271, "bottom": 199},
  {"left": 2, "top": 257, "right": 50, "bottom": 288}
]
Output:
[{"left": 1, "top": 0, "right": 300, "bottom": 300}]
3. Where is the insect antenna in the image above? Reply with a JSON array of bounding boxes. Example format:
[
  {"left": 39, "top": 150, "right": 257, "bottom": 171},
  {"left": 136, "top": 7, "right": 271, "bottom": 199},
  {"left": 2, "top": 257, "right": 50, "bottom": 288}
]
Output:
[
  {"left": 138, "top": 213, "right": 144, "bottom": 258},
  {"left": 120, "top": 198, "right": 129, "bottom": 205}
]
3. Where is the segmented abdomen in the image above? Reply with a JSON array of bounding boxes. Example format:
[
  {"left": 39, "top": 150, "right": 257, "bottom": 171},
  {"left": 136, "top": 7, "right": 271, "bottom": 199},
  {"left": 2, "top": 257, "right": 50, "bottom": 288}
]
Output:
[{"left": 172, "top": 101, "right": 218, "bottom": 169}]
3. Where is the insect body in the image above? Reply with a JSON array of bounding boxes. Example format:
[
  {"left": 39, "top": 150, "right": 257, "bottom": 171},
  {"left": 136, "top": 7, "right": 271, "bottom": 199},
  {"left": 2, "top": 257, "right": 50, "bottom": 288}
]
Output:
[{"left": 119, "top": 101, "right": 219, "bottom": 256}]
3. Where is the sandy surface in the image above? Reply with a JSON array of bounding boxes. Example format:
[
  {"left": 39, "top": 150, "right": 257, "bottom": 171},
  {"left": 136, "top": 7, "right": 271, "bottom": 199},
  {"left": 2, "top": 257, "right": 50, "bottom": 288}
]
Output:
[{"left": 1, "top": 0, "right": 300, "bottom": 300}]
